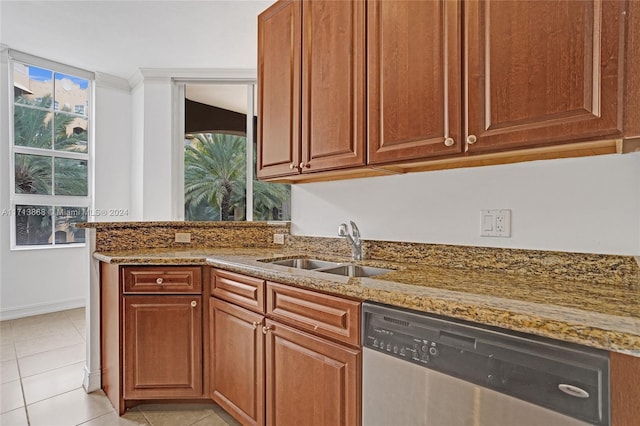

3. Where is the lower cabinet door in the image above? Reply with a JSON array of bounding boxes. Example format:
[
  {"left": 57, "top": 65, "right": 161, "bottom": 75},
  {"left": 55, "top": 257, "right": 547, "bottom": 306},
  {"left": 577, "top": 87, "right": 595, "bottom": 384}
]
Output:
[
  {"left": 265, "top": 319, "right": 361, "bottom": 426},
  {"left": 123, "top": 295, "right": 203, "bottom": 399},
  {"left": 210, "top": 298, "right": 265, "bottom": 426}
]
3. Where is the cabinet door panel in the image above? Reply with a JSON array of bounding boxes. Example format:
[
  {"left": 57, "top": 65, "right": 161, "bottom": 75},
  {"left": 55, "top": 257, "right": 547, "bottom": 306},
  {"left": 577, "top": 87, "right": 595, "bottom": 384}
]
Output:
[
  {"left": 124, "top": 296, "right": 202, "bottom": 399},
  {"left": 466, "top": 0, "right": 625, "bottom": 152},
  {"left": 265, "top": 320, "right": 361, "bottom": 426},
  {"left": 368, "top": 0, "right": 462, "bottom": 163},
  {"left": 301, "top": 0, "right": 366, "bottom": 172},
  {"left": 257, "top": 0, "right": 301, "bottom": 179},
  {"left": 210, "top": 298, "right": 265, "bottom": 426}
]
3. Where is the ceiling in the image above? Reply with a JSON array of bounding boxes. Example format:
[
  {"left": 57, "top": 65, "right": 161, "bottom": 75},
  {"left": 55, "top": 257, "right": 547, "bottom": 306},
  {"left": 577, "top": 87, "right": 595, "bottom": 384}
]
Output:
[
  {"left": 186, "top": 83, "right": 253, "bottom": 115},
  {"left": 1, "top": 1, "right": 274, "bottom": 82}
]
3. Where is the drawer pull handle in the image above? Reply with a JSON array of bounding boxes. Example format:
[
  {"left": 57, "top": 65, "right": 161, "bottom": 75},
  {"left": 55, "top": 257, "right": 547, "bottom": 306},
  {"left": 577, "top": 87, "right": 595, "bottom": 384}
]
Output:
[
  {"left": 252, "top": 321, "right": 260, "bottom": 330},
  {"left": 444, "top": 137, "right": 455, "bottom": 147},
  {"left": 466, "top": 134, "right": 477, "bottom": 145},
  {"left": 191, "top": 301, "right": 197, "bottom": 308},
  {"left": 262, "top": 325, "right": 272, "bottom": 335},
  {"left": 156, "top": 278, "right": 164, "bottom": 285}
]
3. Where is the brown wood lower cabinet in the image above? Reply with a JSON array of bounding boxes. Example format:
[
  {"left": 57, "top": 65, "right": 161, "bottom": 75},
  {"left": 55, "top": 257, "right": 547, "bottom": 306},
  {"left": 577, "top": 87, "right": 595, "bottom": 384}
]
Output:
[
  {"left": 210, "top": 269, "right": 362, "bottom": 426},
  {"left": 265, "top": 319, "right": 361, "bottom": 426},
  {"left": 611, "top": 351, "right": 640, "bottom": 426},
  {"left": 123, "top": 295, "right": 203, "bottom": 400},
  {"left": 101, "top": 264, "right": 206, "bottom": 414},
  {"left": 210, "top": 298, "right": 265, "bottom": 426}
]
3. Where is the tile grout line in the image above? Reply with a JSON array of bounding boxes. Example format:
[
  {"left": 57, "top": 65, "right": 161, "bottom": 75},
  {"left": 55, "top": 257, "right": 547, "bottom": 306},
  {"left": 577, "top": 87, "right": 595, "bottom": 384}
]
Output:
[{"left": 10, "top": 322, "right": 31, "bottom": 426}]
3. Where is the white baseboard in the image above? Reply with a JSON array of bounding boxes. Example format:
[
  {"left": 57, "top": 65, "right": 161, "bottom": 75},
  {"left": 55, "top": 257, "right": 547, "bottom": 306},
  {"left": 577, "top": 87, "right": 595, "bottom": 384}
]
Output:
[
  {"left": 0, "top": 297, "right": 86, "bottom": 321},
  {"left": 83, "top": 365, "right": 102, "bottom": 393}
]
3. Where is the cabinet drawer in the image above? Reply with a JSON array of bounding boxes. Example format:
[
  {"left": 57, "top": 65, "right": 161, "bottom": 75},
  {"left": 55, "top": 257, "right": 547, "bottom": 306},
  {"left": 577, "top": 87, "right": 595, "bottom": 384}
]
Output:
[
  {"left": 212, "top": 269, "right": 265, "bottom": 313},
  {"left": 123, "top": 266, "right": 202, "bottom": 293},
  {"left": 266, "top": 282, "right": 360, "bottom": 347}
]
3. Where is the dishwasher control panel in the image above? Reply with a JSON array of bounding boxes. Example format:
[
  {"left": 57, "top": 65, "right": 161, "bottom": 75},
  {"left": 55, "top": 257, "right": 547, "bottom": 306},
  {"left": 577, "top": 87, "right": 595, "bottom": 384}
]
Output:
[
  {"left": 366, "top": 327, "right": 439, "bottom": 364},
  {"left": 362, "top": 302, "right": 610, "bottom": 426}
]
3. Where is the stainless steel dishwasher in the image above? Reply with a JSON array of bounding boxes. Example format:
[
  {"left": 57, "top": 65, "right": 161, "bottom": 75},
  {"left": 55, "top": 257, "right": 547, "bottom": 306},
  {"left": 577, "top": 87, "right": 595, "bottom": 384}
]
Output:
[{"left": 362, "top": 302, "right": 609, "bottom": 426}]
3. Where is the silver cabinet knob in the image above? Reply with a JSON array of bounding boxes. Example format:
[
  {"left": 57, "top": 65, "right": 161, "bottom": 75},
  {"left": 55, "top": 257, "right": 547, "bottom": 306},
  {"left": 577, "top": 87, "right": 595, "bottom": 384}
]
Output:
[
  {"left": 190, "top": 301, "right": 197, "bottom": 307},
  {"left": 289, "top": 163, "right": 298, "bottom": 170},
  {"left": 156, "top": 278, "right": 164, "bottom": 284},
  {"left": 262, "top": 325, "right": 272, "bottom": 335},
  {"left": 252, "top": 321, "right": 260, "bottom": 330},
  {"left": 467, "top": 135, "right": 477, "bottom": 144},
  {"left": 299, "top": 162, "right": 310, "bottom": 169},
  {"left": 444, "top": 137, "right": 455, "bottom": 147}
]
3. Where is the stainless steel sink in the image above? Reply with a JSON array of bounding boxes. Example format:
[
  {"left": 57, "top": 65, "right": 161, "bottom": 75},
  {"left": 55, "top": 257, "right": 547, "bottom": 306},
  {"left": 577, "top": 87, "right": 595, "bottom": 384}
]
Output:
[
  {"left": 268, "top": 258, "right": 341, "bottom": 270},
  {"left": 261, "top": 257, "right": 394, "bottom": 278},
  {"left": 318, "top": 264, "right": 393, "bottom": 278}
]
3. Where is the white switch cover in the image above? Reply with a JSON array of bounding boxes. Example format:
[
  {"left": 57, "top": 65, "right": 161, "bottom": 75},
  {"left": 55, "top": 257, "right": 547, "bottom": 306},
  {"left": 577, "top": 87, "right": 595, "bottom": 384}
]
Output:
[
  {"left": 273, "top": 233, "right": 285, "bottom": 244},
  {"left": 480, "top": 209, "right": 511, "bottom": 237}
]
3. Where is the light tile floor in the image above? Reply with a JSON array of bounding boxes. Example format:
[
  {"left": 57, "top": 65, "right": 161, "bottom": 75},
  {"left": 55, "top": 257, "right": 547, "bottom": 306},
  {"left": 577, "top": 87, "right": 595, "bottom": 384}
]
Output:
[{"left": 0, "top": 308, "right": 239, "bottom": 426}]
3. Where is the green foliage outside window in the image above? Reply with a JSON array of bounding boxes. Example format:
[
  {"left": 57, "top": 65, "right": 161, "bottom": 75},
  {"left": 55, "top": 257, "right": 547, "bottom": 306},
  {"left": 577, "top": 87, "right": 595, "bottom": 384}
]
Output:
[{"left": 184, "top": 133, "right": 290, "bottom": 221}]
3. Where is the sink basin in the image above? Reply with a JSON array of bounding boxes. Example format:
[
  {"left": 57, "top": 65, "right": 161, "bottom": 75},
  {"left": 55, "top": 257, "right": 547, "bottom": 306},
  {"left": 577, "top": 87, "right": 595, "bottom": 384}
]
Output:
[
  {"left": 261, "top": 257, "right": 394, "bottom": 278},
  {"left": 266, "top": 258, "right": 341, "bottom": 270},
  {"left": 319, "top": 264, "right": 394, "bottom": 278}
]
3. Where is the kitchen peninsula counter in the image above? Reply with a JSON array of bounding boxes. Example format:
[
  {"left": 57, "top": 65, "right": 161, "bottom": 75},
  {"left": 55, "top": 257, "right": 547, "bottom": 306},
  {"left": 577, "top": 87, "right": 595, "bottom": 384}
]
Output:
[{"left": 94, "top": 247, "right": 640, "bottom": 356}]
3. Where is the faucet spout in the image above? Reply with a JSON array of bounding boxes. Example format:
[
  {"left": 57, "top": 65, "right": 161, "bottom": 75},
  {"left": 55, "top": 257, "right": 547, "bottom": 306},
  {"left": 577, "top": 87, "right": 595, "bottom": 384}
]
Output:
[{"left": 338, "top": 221, "right": 362, "bottom": 261}]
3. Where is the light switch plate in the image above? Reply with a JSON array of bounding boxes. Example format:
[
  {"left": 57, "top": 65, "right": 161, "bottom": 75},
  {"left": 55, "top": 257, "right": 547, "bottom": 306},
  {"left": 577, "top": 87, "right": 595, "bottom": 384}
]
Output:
[{"left": 480, "top": 209, "right": 511, "bottom": 237}]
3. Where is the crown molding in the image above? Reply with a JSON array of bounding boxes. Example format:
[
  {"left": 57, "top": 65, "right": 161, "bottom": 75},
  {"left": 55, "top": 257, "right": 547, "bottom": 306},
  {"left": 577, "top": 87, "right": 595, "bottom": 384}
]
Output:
[
  {"left": 129, "top": 68, "right": 257, "bottom": 88},
  {"left": 95, "top": 72, "right": 130, "bottom": 92}
]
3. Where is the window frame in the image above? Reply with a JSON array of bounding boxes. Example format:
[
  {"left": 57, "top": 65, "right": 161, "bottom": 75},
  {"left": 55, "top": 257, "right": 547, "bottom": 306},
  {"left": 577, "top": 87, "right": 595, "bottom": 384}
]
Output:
[
  {"left": 8, "top": 50, "right": 94, "bottom": 250},
  {"left": 176, "top": 78, "right": 290, "bottom": 222}
]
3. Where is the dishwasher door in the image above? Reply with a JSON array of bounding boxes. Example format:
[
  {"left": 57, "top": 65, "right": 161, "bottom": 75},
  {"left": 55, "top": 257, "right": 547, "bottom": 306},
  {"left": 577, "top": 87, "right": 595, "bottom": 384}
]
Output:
[
  {"left": 361, "top": 302, "right": 609, "bottom": 426},
  {"left": 363, "top": 348, "right": 590, "bottom": 426}
]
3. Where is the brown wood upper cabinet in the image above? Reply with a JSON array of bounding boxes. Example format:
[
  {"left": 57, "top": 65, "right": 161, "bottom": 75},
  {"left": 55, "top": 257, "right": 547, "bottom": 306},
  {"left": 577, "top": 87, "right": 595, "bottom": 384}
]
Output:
[
  {"left": 257, "top": 0, "right": 366, "bottom": 179},
  {"left": 258, "top": 0, "right": 634, "bottom": 181},
  {"left": 465, "top": 0, "right": 626, "bottom": 153},
  {"left": 368, "top": 0, "right": 463, "bottom": 164}
]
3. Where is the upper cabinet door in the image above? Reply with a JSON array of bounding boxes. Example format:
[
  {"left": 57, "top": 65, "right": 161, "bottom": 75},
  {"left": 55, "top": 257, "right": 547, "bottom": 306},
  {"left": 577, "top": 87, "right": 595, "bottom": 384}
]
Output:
[
  {"left": 466, "top": 0, "right": 626, "bottom": 153},
  {"left": 257, "top": 0, "right": 301, "bottom": 179},
  {"left": 301, "top": 0, "right": 366, "bottom": 172},
  {"left": 368, "top": 0, "right": 463, "bottom": 165}
]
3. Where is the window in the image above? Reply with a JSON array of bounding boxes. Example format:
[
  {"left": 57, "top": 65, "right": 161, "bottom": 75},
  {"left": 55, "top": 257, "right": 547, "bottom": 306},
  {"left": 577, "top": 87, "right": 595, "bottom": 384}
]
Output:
[
  {"left": 183, "top": 83, "right": 290, "bottom": 222},
  {"left": 9, "top": 52, "right": 93, "bottom": 248}
]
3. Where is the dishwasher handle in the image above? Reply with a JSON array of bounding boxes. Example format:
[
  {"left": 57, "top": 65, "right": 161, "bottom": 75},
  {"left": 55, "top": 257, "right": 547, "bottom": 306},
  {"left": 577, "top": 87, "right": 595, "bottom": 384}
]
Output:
[{"left": 439, "top": 330, "right": 476, "bottom": 350}]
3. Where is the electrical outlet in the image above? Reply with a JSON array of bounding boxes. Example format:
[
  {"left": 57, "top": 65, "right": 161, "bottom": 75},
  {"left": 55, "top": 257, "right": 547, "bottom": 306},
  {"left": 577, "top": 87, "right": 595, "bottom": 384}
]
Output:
[
  {"left": 175, "top": 232, "right": 191, "bottom": 243},
  {"left": 273, "top": 233, "right": 285, "bottom": 244},
  {"left": 480, "top": 209, "right": 511, "bottom": 237}
]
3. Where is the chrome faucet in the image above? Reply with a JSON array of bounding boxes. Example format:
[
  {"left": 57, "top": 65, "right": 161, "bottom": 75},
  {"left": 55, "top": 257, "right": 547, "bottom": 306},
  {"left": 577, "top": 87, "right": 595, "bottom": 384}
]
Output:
[{"left": 338, "top": 221, "right": 362, "bottom": 261}]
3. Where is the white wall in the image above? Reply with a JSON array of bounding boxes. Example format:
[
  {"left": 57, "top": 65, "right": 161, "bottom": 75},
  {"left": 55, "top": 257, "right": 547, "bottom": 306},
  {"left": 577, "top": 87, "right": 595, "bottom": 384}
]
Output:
[
  {"left": 292, "top": 153, "right": 640, "bottom": 256},
  {"left": 0, "top": 61, "right": 133, "bottom": 319},
  {"left": 94, "top": 73, "right": 133, "bottom": 221},
  {"left": 130, "top": 77, "right": 175, "bottom": 220}
]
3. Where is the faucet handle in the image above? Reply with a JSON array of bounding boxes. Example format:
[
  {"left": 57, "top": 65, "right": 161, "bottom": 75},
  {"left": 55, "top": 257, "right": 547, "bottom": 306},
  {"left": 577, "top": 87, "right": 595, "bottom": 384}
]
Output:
[
  {"left": 349, "top": 221, "right": 360, "bottom": 238},
  {"left": 338, "top": 223, "right": 349, "bottom": 237}
]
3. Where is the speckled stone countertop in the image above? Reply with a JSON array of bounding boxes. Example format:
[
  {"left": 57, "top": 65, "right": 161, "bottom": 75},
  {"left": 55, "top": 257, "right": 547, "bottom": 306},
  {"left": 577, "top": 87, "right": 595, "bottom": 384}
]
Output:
[{"left": 95, "top": 247, "right": 640, "bottom": 356}]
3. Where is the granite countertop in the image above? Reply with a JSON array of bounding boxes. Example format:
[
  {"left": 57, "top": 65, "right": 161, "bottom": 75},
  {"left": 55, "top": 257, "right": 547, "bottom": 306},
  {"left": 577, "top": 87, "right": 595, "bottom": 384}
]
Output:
[{"left": 95, "top": 248, "right": 640, "bottom": 356}]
